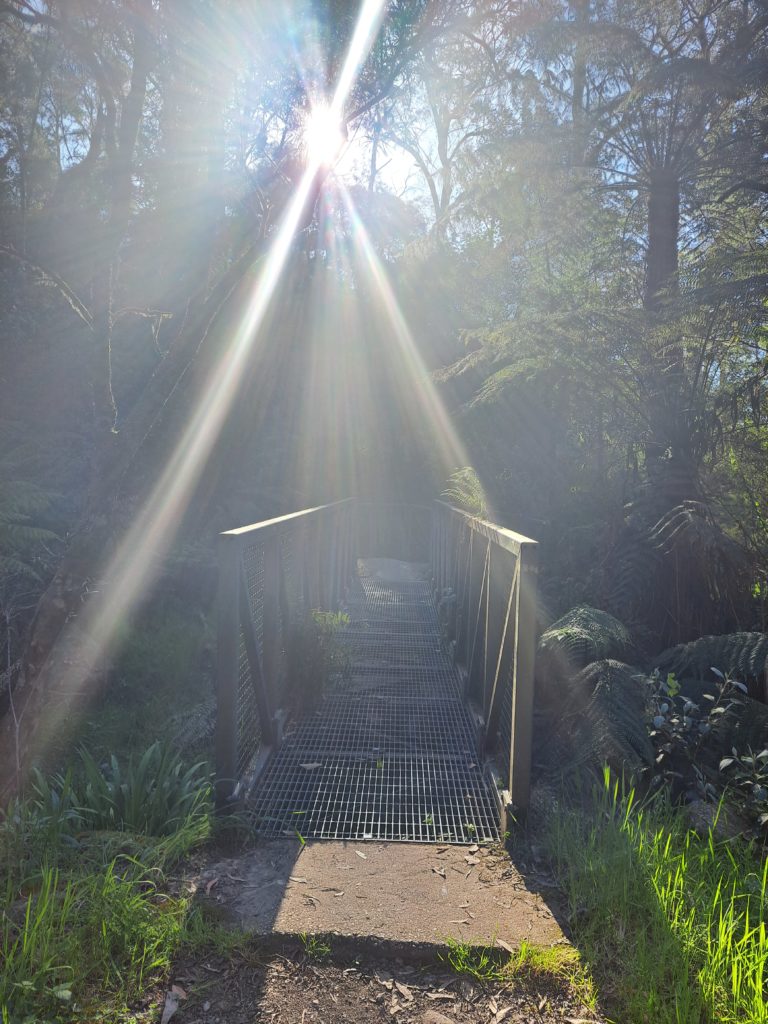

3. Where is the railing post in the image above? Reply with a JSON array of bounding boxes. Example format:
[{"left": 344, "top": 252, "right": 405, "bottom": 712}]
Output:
[
  {"left": 509, "top": 541, "right": 538, "bottom": 810},
  {"left": 216, "top": 534, "right": 240, "bottom": 808},
  {"left": 261, "top": 538, "right": 283, "bottom": 726}
]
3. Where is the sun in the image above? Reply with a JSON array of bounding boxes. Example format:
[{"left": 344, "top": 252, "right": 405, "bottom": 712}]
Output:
[{"left": 303, "top": 103, "right": 347, "bottom": 167}]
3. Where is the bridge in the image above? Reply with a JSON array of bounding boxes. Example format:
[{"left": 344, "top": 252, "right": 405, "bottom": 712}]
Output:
[{"left": 215, "top": 499, "right": 538, "bottom": 844}]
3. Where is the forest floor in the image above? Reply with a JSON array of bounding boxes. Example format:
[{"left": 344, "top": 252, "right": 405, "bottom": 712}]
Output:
[
  {"left": 151, "top": 944, "right": 606, "bottom": 1024},
  {"left": 140, "top": 838, "right": 605, "bottom": 1024}
]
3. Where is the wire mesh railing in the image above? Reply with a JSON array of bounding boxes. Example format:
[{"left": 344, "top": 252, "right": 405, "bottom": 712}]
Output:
[
  {"left": 215, "top": 499, "right": 355, "bottom": 805},
  {"left": 430, "top": 500, "right": 538, "bottom": 812}
]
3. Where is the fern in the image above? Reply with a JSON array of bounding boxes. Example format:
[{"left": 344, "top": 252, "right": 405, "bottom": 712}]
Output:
[
  {"left": 441, "top": 467, "right": 488, "bottom": 517},
  {"left": 655, "top": 632, "right": 768, "bottom": 688},
  {"left": 538, "top": 604, "right": 636, "bottom": 683},
  {"left": 543, "top": 660, "right": 654, "bottom": 777},
  {"left": 170, "top": 698, "right": 216, "bottom": 751}
]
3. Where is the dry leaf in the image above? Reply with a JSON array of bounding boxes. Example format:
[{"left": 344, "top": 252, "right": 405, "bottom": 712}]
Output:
[
  {"left": 426, "top": 992, "right": 455, "bottom": 1001},
  {"left": 288, "top": 876, "right": 308, "bottom": 883},
  {"left": 333, "top": 891, "right": 344, "bottom": 897},
  {"left": 204, "top": 878, "right": 218, "bottom": 896},
  {"left": 492, "top": 1007, "right": 513, "bottom": 1023},
  {"left": 170, "top": 984, "right": 187, "bottom": 999},
  {"left": 431, "top": 866, "right": 446, "bottom": 878},
  {"left": 538, "top": 996, "right": 547, "bottom": 1011},
  {"left": 495, "top": 938, "right": 515, "bottom": 953},
  {"left": 449, "top": 918, "right": 469, "bottom": 924},
  {"left": 355, "top": 850, "right": 367, "bottom": 859},
  {"left": 394, "top": 981, "right": 412, "bottom": 1001},
  {"left": 464, "top": 855, "right": 480, "bottom": 865},
  {"left": 160, "top": 992, "right": 180, "bottom": 1024},
  {"left": 300, "top": 762, "right": 322, "bottom": 770}
]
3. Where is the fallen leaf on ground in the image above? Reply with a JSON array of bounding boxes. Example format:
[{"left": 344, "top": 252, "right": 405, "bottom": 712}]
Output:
[
  {"left": 464, "top": 855, "right": 480, "bottom": 865},
  {"left": 394, "top": 981, "right": 413, "bottom": 1001},
  {"left": 204, "top": 878, "right": 218, "bottom": 896},
  {"left": 449, "top": 918, "right": 469, "bottom": 924},
  {"left": 492, "top": 1007, "right": 513, "bottom": 1023},
  {"left": 538, "top": 995, "right": 547, "bottom": 1010},
  {"left": 431, "top": 866, "right": 446, "bottom": 878},
  {"left": 495, "top": 938, "right": 515, "bottom": 953},
  {"left": 333, "top": 890, "right": 344, "bottom": 897},
  {"left": 426, "top": 992, "right": 455, "bottom": 1001},
  {"left": 160, "top": 992, "right": 180, "bottom": 1024},
  {"left": 355, "top": 850, "right": 367, "bottom": 859},
  {"left": 288, "top": 876, "right": 308, "bottom": 883},
  {"left": 170, "top": 984, "right": 187, "bottom": 999}
]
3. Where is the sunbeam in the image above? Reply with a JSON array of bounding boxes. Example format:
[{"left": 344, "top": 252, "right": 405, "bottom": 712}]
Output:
[
  {"left": 31, "top": 0, "right": 392, "bottom": 749},
  {"left": 339, "top": 187, "right": 487, "bottom": 508}
]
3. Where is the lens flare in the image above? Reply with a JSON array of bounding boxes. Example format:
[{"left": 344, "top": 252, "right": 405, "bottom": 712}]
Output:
[
  {"left": 304, "top": 103, "right": 346, "bottom": 166},
  {"left": 340, "top": 187, "right": 484, "bottom": 499},
  {"left": 25, "top": 0, "right": 392, "bottom": 758}
]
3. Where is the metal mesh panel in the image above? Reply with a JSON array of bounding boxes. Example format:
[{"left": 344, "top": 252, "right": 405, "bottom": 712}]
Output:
[
  {"left": 251, "top": 754, "right": 498, "bottom": 844},
  {"left": 242, "top": 542, "right": 265, "bottom": 657},
  {"left": 236, "top": 627, "right": 262, "bottom": 777},
  {"left": 248, "top": 561, "right": 499, "bottom": 843}
]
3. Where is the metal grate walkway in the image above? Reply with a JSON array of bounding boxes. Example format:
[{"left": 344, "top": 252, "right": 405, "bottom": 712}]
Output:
[{"left": 250, "top": 564, "right": 500, "bottom": 843}]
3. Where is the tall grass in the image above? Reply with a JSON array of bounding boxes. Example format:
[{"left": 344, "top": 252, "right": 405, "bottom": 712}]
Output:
[
  {"left": 0, "top": 741, "right": 213, "bottom": 1022},
  {"left": 1, "top": 862, "right": 188, "bottom": 1021},
  {"left": 544, "top": 770, "right": 767, "bottom": 1023}
]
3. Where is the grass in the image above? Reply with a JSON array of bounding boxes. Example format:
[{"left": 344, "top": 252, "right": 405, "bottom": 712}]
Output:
[
  {"left": 441, "top": 937, "right": 597, "bottom": 1008},
  {"left": 1, "top": 860, "right": 189, "bottom": 1021},
  {"left": 543, "top": 769, "right": 768, "bottom": 1024},
  {"left": 0, "top": 742, "right": 215, "bottom": 1022},
  {"left": 300, "top": 933, "right": 332, "bottom": 962}
]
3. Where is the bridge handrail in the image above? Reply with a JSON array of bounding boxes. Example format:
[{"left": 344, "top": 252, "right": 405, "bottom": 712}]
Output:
[
  {"left": 431, "top": 500, "right": 538, "bottom": 813},
  {"left": 216, "top": 499, "right": 356, "bottom": 805}
]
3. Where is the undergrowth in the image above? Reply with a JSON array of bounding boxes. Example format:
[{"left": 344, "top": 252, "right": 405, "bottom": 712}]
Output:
[
  {"left": 544, "top": 769, "right": 767, "bottom": 1024},
  {"left": 0, "top": 741, "right": 214, "bottom": 1022}
]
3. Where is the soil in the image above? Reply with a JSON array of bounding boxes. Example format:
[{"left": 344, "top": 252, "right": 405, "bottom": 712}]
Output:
[{"left": 158, "top": 946, "right": 607, "bottom": 1024}]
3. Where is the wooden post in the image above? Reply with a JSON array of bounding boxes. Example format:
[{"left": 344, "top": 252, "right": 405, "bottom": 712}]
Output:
[
  {"left": 216, "top": 534, "right": 240, "bottom": 808},
  {"left": 509, "top": 541, "right": 538, "bottom": 810}
]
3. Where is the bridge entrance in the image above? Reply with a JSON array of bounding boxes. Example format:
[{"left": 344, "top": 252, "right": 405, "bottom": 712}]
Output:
[{"left": 216, "top": 501, "right": 537, "bottom": 844}]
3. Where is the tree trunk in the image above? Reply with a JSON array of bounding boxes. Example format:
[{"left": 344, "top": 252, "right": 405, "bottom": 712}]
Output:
[{"left": 644, "top": 168, "right": 680, "bottom": 312}]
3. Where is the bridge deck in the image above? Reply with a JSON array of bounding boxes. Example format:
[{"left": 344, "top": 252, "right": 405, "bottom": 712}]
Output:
[{"left": 249, "top": 563, "right": 500, "bottom": 843}]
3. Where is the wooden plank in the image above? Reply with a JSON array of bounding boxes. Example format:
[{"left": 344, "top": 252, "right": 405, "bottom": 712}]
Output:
[
  {"left": 434, "top": 499, "right": 537, "bottom": 555},
  {"left": 222, "top": 498, "right": 354, "bottom": 538}
]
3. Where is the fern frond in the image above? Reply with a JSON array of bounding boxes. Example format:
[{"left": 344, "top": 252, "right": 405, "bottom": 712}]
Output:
[
  {"left": 441, "top": 467, "right": 488, "bottom": 517},
  {"left": 538, "top": 604, "right": 636, "bottom": 681},
  {"left": 543, "top": 659, "right": 653, "bottom": 777},
  {"left": 655, "top": 632, "right": 768, "bottom": 685},
  {"left": 169, "top": 698, "right": 216, "bottom": 751}
]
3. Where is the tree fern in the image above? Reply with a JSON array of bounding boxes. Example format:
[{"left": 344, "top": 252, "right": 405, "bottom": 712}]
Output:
[
  {"left": 541, "top": 659, "right": 653, "bottom": 778},
  {"left": 655, "top": 632, "right": 768, "bottom": 693},
  {"left": 537, "top": 604, "right": 636, "bottom": 688}
]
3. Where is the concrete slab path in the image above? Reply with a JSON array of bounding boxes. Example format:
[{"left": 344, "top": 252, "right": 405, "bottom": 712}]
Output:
[{"left": 197, "top": 838, "right": 565, "bottom": 950}]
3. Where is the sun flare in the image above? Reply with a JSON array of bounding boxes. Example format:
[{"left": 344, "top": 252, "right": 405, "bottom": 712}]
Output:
[{"left": 304, "top": 103, "right": 347, "bottom": 167}]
